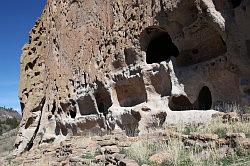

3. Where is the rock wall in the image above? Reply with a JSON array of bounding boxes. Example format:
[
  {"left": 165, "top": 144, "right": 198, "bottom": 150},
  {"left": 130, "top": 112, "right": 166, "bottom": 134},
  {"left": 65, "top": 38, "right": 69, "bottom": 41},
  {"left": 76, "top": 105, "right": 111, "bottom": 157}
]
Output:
[{"left": 15, "top": 0, "right": 250, "bottom": 154}]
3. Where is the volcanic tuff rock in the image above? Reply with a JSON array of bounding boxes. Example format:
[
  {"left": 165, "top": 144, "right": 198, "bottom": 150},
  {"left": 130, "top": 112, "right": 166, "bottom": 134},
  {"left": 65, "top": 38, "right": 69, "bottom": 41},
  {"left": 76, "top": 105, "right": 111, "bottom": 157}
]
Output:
[{"left": 15, "top": 0, "right": 250, "bottom": 154}]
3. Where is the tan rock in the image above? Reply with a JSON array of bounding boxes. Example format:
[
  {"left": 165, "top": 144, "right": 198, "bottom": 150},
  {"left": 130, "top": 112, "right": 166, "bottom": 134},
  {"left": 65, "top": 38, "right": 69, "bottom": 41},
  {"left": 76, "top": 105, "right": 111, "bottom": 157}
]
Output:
[
  {"left": 216, "top": 139, "right": 229, "bottom": 146},
  {"left": 94, "top": 155, "right": 106, "bottom": 162},
  {"left": 118, "top": 141, "right": 132, "bottom": 147},
  {"left": 212, "top": 112, "right": 225, "bottom": 119},
  {"left": 184, "top": 139, "right": 215, "bottom": 148},
  {"left": 98, "top": 140, "right": 117, "bottom": 147},
  {"left": 189, "top": 133, "right": 219, "bottom": 141},
  {"left": 101, "top": 145, "right": 120, "bottom": 154},
  {"left": 113, "top": 153, "right": 126, "bottom": 161},
  {"left": 237, "top": 138, "right": 250, "bottom": 149},
  {"left": 149, "top": 152, "right": 171, "bottom": 164}
]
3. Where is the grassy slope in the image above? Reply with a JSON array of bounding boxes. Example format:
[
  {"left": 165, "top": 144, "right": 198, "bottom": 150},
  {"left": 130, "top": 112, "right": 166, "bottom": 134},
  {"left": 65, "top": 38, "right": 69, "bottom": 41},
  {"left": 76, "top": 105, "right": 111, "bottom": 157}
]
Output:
[{"left": 122, "top": 107, "right": 250, "bottom": 166}]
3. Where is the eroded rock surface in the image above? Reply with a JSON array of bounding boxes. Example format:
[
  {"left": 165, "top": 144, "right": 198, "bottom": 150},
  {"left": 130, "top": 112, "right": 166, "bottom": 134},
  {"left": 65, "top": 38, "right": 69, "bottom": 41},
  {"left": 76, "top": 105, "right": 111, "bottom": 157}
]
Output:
[{"left": 16, "top": 0, "right": 250, "bottom": 155}]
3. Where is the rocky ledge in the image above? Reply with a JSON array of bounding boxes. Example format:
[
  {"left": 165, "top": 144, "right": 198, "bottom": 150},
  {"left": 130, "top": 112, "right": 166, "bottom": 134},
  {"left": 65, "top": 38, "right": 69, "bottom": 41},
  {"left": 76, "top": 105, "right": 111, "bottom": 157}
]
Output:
[{"left": 6, "top": 112, "right": 250, "bottom": 166}]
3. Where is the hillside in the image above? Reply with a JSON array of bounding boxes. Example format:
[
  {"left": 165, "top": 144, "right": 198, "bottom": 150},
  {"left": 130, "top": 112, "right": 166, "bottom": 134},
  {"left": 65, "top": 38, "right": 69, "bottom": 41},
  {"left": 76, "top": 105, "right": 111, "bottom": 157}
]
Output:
[
  {"left": 0, "top": 107, "right": 21, "bottom": 135},
  {"left": 0, "top": 107, "right": 21, "bottom": 120}
]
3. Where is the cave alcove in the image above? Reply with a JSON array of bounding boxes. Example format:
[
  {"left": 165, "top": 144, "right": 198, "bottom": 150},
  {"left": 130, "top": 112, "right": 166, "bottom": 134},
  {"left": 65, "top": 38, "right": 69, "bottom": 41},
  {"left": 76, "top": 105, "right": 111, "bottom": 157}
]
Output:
[
  {"left": 231, "top": 0, "right": 242, "bottom": 8},
  {"left": 140, "top": 27, "right": 179, "bottom": 64},
  {"left": 169, "top": 95, "right": 193, "bottom": 111},
  {"left": 196, "top": 86, "right": 212, "bottom": 110}
]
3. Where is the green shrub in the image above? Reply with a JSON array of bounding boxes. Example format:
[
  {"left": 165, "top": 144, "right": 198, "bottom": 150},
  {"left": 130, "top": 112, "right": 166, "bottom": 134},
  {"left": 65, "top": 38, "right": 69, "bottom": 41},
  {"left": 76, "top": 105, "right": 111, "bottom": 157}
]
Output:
[
  {"left": 0, "top": 117, "right": 20, "bottom": 135},
  {"left": 82, "top": 152, "right": 95, "bottom": 159},
  {"left": 214, "top": 128, "right": 227, "bottom": 138},
  {"left": 242, "top": 107, "right": 250, "bottom": 114},
  {"left": 183, "top": 125, "right": 198, "bottom": 135}
]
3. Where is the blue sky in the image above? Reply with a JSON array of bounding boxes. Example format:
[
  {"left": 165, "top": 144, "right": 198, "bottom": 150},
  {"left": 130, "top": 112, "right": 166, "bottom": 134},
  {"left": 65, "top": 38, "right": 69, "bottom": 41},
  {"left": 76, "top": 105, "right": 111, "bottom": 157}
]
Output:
[{"left": 0, "top": 1, "right": 46, "bottom": 113}]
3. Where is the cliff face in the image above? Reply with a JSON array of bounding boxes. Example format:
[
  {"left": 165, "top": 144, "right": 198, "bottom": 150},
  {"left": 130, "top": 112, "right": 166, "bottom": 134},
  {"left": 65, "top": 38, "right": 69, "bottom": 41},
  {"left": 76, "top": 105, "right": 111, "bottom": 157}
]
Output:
[{"left": 15, "top": 0, "right": 250, "bottom": 154}]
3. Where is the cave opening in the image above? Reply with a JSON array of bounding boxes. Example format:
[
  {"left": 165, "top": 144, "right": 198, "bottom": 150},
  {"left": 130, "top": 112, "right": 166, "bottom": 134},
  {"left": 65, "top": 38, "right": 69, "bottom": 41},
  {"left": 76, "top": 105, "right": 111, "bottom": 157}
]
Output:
[
  {"left": 196, "top": 86, "right": 212, "bottom": 110},
  {"left": 69, "top": 110, "right": 76, "bottom": 118},
  {"left": 146, "top": 32, "right": 179, "bottom": 64},
  {"left": 94, "top": 81, "right": 112, "bottom": 115},
  {"left": 115, "top": 77, "right": 147, "bottom": 107},
  {"left": 231, "top": 0, "right": 242, "bottom": 8},
  {"left": 55, "top": 122, "right": 68, "bottom": 136},
  {"left": 169, "top": 87, "right": 212, "bottom": 111},
  {"left": 77, "top": 94, "right": 98, "bottom": 115},
  {"left": 169, "top": 95, "right": 193, "bottom": 111}
]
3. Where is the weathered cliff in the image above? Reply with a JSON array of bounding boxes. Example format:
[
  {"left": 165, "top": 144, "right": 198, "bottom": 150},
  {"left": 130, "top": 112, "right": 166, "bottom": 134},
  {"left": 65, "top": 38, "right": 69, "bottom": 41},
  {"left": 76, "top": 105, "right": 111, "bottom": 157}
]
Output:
[{"left": 15, "top": 0, "right": 250, "bottom": 154}]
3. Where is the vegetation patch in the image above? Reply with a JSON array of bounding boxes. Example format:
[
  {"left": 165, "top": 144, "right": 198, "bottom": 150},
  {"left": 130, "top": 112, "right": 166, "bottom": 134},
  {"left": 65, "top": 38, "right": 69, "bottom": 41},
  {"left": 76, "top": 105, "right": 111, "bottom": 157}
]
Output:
[
  {"left": 0, "top": 117, "right": 19, "bottom": 135},
  {"left": 121, "top": 110, "right": 250, "bottom": 166}
]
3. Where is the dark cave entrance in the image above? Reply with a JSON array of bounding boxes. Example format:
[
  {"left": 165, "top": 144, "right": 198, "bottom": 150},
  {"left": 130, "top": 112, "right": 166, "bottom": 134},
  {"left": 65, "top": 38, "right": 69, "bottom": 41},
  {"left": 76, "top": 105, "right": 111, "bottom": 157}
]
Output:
[
  {"left": 69, "top": 110, "right": 77, "bottom": 119},
  {"left": 169, "top": 95, "right": 193, "bottom": 111},
  {"left": 94, "top": 81, "right": 112, "bottom": 115},
  {"left": 77, "top": 95, "right": 98, "bottom": 115},
  {"left": 196, "top": 86, "right": 212, "bottom": 110},
  {"left": 95, "top": 89, "right": 112, "bottom": 115},
  {"left": 169, "top": 86, "right": 212, "bottom": 111},
  {"left": 231, "top": 0, "right": 242, "bottom": 8},
  {"left": 140, "top": 27, "right": 179, "bottom": 64},
  {"left": 146, "top": 32, "right": 179, "bottom": 64}
]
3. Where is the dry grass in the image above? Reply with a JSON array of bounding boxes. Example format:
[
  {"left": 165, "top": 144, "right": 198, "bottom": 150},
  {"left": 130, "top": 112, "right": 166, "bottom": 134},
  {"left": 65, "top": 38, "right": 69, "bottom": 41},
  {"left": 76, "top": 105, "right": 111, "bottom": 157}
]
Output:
[
  {"left": 123, "top": 137, "right": 250, "bottom": 166},
  {"left": 0, "top": 129, "right": 17, "bottom": 155},
  {"left": 122, "top": 140, "right": 158, "bottom": 164},
  {"left": 199, "top": 119, "right": 250, "bottom": 138},
  {"left": 170, "top": 104, "right": 250, "bottom": 138},
  {"left": 171, "top": 117, "right": 250, "bottom": 138},
  {"left": 122, "top": 106, "right": 250, "bottom": 166}
]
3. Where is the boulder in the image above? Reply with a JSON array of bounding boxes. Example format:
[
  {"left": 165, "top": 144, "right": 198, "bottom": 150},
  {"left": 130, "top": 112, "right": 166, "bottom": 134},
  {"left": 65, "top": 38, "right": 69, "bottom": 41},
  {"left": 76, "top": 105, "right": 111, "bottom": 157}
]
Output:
[
  {"left": 222, "top": 112, "right": 239, "bottom": 123},
  {"left": 118, "top": 159, "right": 139, "bottom": 166},
  {"left": 149, "top": 152, "right": 171, "bottom": 164},
  {"left": 189, "top": 133, "right": 219, "bottom": 141},
  {"left": 100, "top": 146, "right": 120, "bottom": 154},
  {"left": 237, "top": 138, "right": 250, "bottom": 149}
]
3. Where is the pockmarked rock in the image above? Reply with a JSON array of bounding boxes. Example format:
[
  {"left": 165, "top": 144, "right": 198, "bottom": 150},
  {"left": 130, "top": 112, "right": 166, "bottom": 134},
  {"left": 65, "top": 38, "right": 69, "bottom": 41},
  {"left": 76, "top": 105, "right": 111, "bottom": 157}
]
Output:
[{"left": 15, "top": 0, "right": 250, "bottom": 155}]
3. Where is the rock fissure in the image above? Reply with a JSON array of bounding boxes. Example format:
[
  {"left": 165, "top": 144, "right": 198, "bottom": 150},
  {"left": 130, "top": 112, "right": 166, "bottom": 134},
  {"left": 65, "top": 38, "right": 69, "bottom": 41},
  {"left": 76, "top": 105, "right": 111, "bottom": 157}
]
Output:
[{"left": 24, "top": 97, "right": 46, "bottom": 153}]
